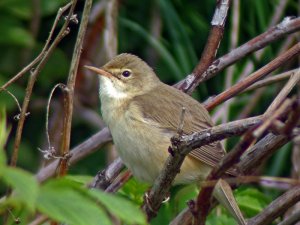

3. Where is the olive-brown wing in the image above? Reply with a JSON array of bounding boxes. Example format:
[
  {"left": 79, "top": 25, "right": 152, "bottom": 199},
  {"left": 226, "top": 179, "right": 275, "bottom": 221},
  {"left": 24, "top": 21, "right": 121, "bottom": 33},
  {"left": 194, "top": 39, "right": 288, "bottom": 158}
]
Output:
[{"left": 132, "top": 84, "right": 226, "bottom": 168}]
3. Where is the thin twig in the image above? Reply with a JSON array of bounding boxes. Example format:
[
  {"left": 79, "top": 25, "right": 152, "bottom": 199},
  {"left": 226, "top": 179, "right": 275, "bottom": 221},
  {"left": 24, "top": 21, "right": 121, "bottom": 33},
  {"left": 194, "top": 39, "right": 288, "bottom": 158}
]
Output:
[
  {"left": 194, "top": 98, "right": 296, "bottom": 224},
  {"left": 221, "top": 0, "right": 240, "bottom": 127},
  {"left": 170, "top": 133, "right": 291, "bottom": 225},
  {"left": 238, "top": 88, "right": 266, "bottom": 119},
  {"left": 176, "top": 16, "right": 300, "bottom": 94},
  {"left": 278, "top": 208, "right": 300, "bottom": 225},
  {"left": 199, "top": 176, "right": 300, "bottom": 190},
  {"left": 237, "top": 36, "right": 297, "bottom": 119},
  {"left": 10, "top": 1, "right": 76, "bottom": 169},
  {"left": 57, "top": 0, "right": 92, "bottom": 177},
  {"left": 177, "top": 0, "right": 231, "bottom": 94},
  {"left": 89, "top": 157, "right": 124, "bottom": 190},
  {"left": 266, "top": 68, "right": 300, "bottom": 114},
  {"left": 242, "top": 69, "right": 297, "bottom": 93},
  {"left": 177, "top": 107, "right": 186, "bottom": 135},
  {"left": 253, "top": 99, "right": 292, "bottom": 138},
  {"left": 204, "top": 43, "right": 300, "bottom": 111},
  {"left": 216, "top": 0, "right": 290, "bottom": 122},
  {"left": 36, "top": 127, "right": 112, "bottom": 182},
  {"left": 247, "top": 186, "right": 300, "bottom": 225},
  {"left": 0, "top": 3, "right": 72, "bottom": 92},
  {"left": 38, "top": 83, "right": 67, "bottom": 159},
  {"left": 105, "top": 170, "right": 132, "bottom": 193},
  {"left": 2, "top": 89, "right": 21, "bottom": 119},
  {"left": 282, "top": 100, "right": 300, "bottom": 135},
  {"left": 142, "top": 116, "right": 262, "bottom": 220}
]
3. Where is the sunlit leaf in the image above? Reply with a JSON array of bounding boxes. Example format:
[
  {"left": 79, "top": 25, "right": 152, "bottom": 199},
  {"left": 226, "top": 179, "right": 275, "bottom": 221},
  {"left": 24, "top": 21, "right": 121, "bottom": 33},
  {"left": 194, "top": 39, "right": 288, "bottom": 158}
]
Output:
[
  {"left": 235, "top": 188, "right": 270, "bottom": 217},
  {"left": 65, "top": 175, "right": 94, "bottom": 185},
  {"left": 118, "top": 177, "right": 149, "bottom": 205},
  {"left": 2, "top": 167, "right": 39, "bottom": 212},
  {"left": 207, "top": 213, "right": 237, "bottom": 225},
  {"left": 37, "top": 179, "right": 111, "bottom": 225},
  {"left": 90, "top": 189, "right": 147, "bottom": 225}
]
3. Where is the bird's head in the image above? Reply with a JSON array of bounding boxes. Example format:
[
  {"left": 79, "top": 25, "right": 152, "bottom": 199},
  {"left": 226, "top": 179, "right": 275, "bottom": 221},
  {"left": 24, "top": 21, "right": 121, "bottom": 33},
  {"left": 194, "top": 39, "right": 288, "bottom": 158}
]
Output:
[{"left": 85, "top": 53, "right": 160, "bottom": 99}]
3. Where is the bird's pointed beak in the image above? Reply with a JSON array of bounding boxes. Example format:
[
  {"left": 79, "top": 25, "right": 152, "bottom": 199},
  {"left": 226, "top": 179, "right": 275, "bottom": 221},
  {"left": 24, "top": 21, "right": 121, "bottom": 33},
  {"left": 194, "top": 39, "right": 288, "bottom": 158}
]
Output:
[{"left": 84, "top": 65, "right": 114, "bottom": 79}]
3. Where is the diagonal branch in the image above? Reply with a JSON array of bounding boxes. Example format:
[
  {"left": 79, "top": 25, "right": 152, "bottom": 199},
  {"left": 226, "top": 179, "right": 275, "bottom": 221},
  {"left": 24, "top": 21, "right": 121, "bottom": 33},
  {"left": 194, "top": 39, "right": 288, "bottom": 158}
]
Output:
[
  {"left": 176, "top": 16, "right": 300, "bottom": 94},
  {"left": 242, "top": 69, "right": 297, "bottom": 93},
  {"left": 36, "top": 127, "right": 111, "bottom": 182},
  {"left": 204, "top": 43, "right": 300, "bottom": 111},
  {"left": 170, "top": 132, "right": 291, "bottom": 225},
  {"left": 177, "top": 0, "right": 231, "bottom": 94},
  {"left": 194, "top": 98, "right": 295, "bottom": 224},
  {"left": 10, "top": 0, "right": 77, "bottom": 168},
  {"left": 247, "top": 186, "right": 300, "bottom": 225},
  {"left": 142, "top": 116, "right": 262, "bottom": 220},
  {"left": 0, "top": 3, "right": 72, "bottom": 92}
]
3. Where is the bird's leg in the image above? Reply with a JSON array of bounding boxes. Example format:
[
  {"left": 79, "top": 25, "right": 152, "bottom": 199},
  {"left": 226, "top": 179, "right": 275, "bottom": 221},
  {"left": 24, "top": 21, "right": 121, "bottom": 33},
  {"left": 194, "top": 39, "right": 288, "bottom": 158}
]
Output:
[
  {"left": 144, "top": 189, "right": 170, "bottom": 214},
  {"left": 213, "top": 179, "right": 247, "bottom": 225}
]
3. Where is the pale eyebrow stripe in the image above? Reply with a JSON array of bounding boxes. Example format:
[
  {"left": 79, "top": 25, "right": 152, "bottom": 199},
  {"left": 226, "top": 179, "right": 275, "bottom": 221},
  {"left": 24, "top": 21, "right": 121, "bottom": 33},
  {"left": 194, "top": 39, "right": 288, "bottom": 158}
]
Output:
[{"left": 110, "top": 68, "right": 132, "bottom": 73}]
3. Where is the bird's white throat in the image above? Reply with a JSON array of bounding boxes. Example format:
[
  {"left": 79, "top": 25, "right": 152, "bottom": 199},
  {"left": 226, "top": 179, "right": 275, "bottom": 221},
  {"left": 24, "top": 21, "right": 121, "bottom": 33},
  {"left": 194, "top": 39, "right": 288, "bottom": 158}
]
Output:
[{"left": 99, "top": 76, "right": 128, "bottom": 99}]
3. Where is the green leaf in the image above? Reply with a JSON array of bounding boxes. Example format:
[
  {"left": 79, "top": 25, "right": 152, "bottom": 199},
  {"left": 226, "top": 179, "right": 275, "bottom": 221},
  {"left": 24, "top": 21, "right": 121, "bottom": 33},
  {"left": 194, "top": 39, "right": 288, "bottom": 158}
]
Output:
[
  {"left": 90, "top": 189, "right": 147, "bottom": 225},
  {"left": 120, "top": 18, "right": 183, "bottom": 79},
  {"left": 0, "top": 16, "right": 34, "bottom": 47},
  {"left": 0, "top": 0, "right": 69, "bottom": 19},
  {"left": 37, "top": 179, "right": 111, "bottom": 225},
  {"left": 158, "top": 0, "right": 197, "bottom": 74},
  {"left": 1, "top": 167, "right": 39, "bottom": 212},
  {"left": 0, "top": 0, "right": 32, "bottom": 19},
  {"left": 64, "top": 175, "right": 94, "bottom": 185},
  {"left": 173, "top": 184, "right": 198, "bottom": 212},
  {"left": 207, "top": 213, "right": 237, "bottom": 225},
  {"left": 118, "top": 177, "right": 149, "bottom": 205},
  {"left": 235, "top": 187, "right": 270, "bottom": 217}
]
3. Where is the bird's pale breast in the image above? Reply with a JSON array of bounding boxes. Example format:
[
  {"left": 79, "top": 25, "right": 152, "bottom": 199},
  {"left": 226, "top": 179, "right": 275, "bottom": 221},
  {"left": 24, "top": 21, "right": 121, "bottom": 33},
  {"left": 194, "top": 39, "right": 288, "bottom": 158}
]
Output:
[{"left": 101, "top": 94, "right": 211, "bottom": 185}]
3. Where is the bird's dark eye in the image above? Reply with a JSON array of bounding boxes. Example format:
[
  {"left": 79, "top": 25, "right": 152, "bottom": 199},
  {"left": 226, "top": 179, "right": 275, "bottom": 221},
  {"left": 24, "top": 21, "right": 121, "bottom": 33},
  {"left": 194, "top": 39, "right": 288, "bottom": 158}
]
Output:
[{"left": 122, "top": 70, "right": 131, "bottom": 77}]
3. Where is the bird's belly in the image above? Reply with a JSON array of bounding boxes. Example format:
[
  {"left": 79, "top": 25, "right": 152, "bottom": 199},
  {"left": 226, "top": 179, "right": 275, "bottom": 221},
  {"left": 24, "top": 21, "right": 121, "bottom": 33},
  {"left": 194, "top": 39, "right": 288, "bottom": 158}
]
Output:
[
  {"left": 110, "top": 120, "right": 170, "bottom": 184},
  {"left": 103, "top": 101, "right": 212, "bottom": 185}
]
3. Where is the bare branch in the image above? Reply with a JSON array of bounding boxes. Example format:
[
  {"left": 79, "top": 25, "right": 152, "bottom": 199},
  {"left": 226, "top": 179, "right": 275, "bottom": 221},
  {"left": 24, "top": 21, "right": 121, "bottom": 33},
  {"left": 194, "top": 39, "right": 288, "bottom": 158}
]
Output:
[
  {"left": 204, "top": 43, "right": 300, "bottom": 111},
  {"left": 176, "top": 0, "right": 231, "bottom": 93},
  {"left": 142, "top": 116, "right": 262, "bottom": 220},
  {"left": 242, "top": 69, "right": 297, "bottom": 93},
  {"left": 247, "top": 186, "right": 300, "bottom": 225},
  {"left": 36, "top": 127, "right": 112, "bottom": 182},
  {"left": 278, "top": 208, "right": 300, "bottom": 225},
  {"left": 266, "top": 69, "right": 300, "bottom": 114},
  {"left": 170, "top": 132, "right": 291, "bottom": 225},
  {"left": 105, "top": 170, "right": 132, "bottom": 193},
  {"left": 194, "top": 98, "right": 297, "bottom": 224},
  {"left": 176, "top": 17, "right": 300, "bottom": 94},
  {"left": 57, "top": 0, "right": 92, "bottom": 177},
  {"left": 238, "top": 133, "right": 290, "bottom": 175},
  {"left": 0, "top": 3, "right": 72, "bottom": 92},
  {"left": 10, "top": 0, "right": 76, "bottom": 169},
  {"left": 89, "top": 157, "right": 124, "bottom": 190}
]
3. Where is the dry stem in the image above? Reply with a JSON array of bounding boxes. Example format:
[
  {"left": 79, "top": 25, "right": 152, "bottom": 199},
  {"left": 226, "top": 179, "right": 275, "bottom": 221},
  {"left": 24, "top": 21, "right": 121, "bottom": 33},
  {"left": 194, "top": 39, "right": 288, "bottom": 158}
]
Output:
[{"left": 204, "top": 43, "right": 300, "bottom": 111}]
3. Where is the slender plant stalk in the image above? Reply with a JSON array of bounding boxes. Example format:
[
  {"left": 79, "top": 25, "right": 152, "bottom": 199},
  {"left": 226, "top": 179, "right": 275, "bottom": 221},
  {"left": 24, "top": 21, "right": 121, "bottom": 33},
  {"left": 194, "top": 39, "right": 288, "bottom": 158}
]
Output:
[{"left": 58, "top": 0, "right": 93, "bottom": 176}]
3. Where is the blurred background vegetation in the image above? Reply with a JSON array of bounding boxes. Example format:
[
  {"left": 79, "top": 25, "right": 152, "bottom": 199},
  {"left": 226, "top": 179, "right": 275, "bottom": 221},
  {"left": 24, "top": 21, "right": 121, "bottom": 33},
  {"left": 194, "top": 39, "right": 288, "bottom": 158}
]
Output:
[{"left": 0, "top": 0, "right": 299, "bottom": 224}]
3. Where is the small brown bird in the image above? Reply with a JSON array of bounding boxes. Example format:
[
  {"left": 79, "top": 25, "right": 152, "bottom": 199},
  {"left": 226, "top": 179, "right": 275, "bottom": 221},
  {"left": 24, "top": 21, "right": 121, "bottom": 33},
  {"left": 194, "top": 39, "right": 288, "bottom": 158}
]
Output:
[{"left": 85, "top": 53, "right": 245, "bottom": 224}]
